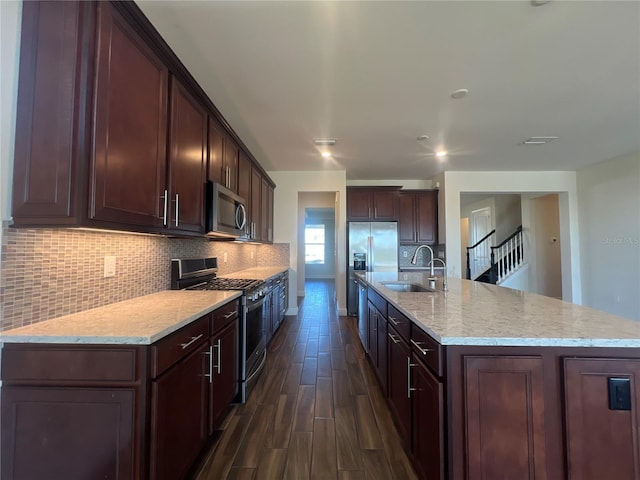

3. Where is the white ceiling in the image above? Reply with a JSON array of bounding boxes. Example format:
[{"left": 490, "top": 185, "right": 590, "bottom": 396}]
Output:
[{"left": 137, "top": 0, "right": 640, "bottom": 180}]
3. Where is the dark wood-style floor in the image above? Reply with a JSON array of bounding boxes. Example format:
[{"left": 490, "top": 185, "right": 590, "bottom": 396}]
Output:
[{"left": 194, "top": 279, "right": 417, "bottom": 480}]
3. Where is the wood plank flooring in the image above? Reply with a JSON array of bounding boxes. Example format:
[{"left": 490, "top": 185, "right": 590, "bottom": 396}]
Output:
[{"left": 194, "top": 279, "right": 417, "bottom": 480}]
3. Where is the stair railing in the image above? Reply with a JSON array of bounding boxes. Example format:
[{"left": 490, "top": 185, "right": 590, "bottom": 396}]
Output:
[
  {"left": 466, "top": 229, "right": 496, "bottom": 280},
  {"left": 490, "top": 226, "right": 524, "bottom": 284}
]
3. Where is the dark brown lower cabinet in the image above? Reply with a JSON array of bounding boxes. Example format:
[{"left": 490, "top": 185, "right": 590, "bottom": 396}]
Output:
[
  {"left": 387, "top": 326, "right": 411, "bottom": 448},
  {"left": 564, "top": 357, "right": 640, "bottom": 480},
  {"left": 412, "top": 353, "right": 444, "bottom": 480},
  {"left": 209, "top": 319, "right": 240, "bottom": 432},
  {"left": 463, "top": 356, "right": 547, "bottom": 480},
  {"left": 2, "top": 386, "right": 136, "bottom": 479},
  {"left": 150, "top": 340, "right": 209, "bottom": 480}
]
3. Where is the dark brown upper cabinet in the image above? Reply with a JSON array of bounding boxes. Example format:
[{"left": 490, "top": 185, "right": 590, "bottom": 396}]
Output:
[
  {"left": 398, "top": 190, "right": 438, "bottom": 244},
  {"left": 91, "top": 2, "right": 169, "bottom": 228},
  {"left": 207, "top": 117, "right": 238, "bottom": 194},
  {"left": 167, "top": 78, "right": 207, "bottom": 233},
  {"left": 237, "top": 152, "right": 252, "bottom": 237},
  {"left": 347, "top": 187, "right": 400, "bottom": 221},
  {"left": 11, "top": 1, "right": 94, "bottom": 226},
  {"left": 11, "top": 1, "right": 274, "bottom": 237}
]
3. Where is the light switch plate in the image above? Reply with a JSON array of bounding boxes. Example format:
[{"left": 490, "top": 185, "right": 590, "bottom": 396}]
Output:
[{"left": 104, "top": 256, "right": 116, "bottom": 278}]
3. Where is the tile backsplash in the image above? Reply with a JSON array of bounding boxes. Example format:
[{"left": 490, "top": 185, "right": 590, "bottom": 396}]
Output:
[
  {"left": 0, "top": 224, "right": 289, "bottom": 331},
  {"left": 398, "top": 244, "right": 446, "bottom": 269}
]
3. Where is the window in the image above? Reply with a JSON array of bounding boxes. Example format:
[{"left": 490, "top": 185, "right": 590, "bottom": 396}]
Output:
[{"left": 305, "top": 224, "right": 325, "bottom": 264}]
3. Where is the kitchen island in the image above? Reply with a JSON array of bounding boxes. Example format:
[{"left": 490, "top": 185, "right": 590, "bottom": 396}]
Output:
[{"left": 357, "top": 271, "right": 640, "bottom": 480}]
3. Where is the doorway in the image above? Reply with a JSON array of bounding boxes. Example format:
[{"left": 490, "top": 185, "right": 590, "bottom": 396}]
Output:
[{"left": 469, "top": 207, "right": 493, "bottom": 279}]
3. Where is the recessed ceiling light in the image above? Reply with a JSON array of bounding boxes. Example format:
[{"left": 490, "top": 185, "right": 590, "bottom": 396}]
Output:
[
  {"left": 435, "top": 150, "right": 448, "bottom": 158},
  {"left": 416, "top": 135, "right": 430, "bottom": 141},
  {"left": 321, "top": 151, "right": 332, "bottom": 158},
  {"left": 450, "top": 88, "right": 469, "bottom": 99},
  {"left": 522, "top": 136, "right": 558, "bottom": 145},
  {"left": 314, "top": 138, "right": 337, "bottom": 146}
]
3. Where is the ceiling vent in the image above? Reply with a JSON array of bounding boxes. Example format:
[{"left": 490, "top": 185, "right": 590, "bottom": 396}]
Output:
[
  {"left": 522, "top": 136, "right": 558, "bottom": 145},
  {"left": 314, "top": 138, "right": 337, "bottom": 146}
]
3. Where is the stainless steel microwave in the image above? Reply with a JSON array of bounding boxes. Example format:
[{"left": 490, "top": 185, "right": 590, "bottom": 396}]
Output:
[{"left": 206, "top": 181, "right": 247, "bottom": 238}]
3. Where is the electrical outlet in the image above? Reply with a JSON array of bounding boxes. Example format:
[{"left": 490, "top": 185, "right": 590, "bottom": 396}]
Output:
[
  {"left": 403, "top": 251, "right": 408, "bottom": 258},
  {"left": 104, "top": 256, "right": 116, "bottom": 278},
  {"left": 251, "top": 250, "right": 254, "bottom": 259},
  {"left": 223, "top": 252, "right": 228, "bottom": 263}
]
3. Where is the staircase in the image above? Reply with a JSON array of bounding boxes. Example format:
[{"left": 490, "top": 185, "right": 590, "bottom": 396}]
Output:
[{"left": 466, "top": 226, "right": 525, "bottom": 285}]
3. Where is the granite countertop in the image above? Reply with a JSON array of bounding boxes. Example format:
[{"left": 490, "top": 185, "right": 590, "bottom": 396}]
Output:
[
  {"left": 223, "top": 266, "right": 288, "bottom": 281},
  {"left": 0, "top": 290, "right": 241, "bottom": 345},
  {"left": 358, "top": 271, "right": 640, "bottom": 348}
]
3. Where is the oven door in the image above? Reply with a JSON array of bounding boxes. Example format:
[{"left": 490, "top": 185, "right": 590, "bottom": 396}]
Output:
[{"left": 244, "top": 294, "right": 266, "bottom": 388}]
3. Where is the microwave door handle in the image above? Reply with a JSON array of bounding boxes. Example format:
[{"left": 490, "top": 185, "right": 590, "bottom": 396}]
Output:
[{"left": 237, "top": 203, "right": 247, "bottom": 230}]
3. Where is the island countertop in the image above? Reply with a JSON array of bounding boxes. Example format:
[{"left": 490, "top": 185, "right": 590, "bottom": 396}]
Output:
[
  {"left": 0, "top": 290, "right": 241, "bottom": 345},
  {"left": 359, "top": 271, "right": 640, "bottom": 348}
]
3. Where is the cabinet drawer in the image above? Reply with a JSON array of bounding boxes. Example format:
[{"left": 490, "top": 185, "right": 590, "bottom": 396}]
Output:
[
  {"left": 368, "top": 288, "right": 387, "bottom": 317},
  {"left": 1, "top": 345, "right": 140, "bottom": 384},
  {"left": 387, "top": 305, "right": 411, "bottom": 343},
  {"left": 152, "top": 315, "right": 210, "bottom": 378},
  {"left": 411, "top": 325, "right": 442, "bottom": 377},
  {"left": 212, "top": 299, "right": 240, "bottom": 333}
]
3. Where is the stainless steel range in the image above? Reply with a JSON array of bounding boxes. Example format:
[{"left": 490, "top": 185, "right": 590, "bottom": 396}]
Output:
[{"left": 170, "top": 258, "right": 266, "bottom": 403}]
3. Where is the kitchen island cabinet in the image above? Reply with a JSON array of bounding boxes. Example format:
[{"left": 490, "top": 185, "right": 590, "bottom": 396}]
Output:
[
  {"left": 0, "top": 291, "right": 241, "bottom": 480},
  {"left": 356, "top": 272, "right": 640, "bottom": 480}
]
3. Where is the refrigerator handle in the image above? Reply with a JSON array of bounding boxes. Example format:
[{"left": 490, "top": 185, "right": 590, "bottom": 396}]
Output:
[{"left": 369, "top": 236, "right": 374, "bottom": 272}]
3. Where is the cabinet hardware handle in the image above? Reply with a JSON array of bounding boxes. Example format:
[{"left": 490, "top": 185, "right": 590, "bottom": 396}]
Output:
[
  {"left": 204, "top": 345, "right": 213, "bottom": 383},
  {"left": 180, "top": 333, "right": 204, "bottom": 349},
  {"left": 411, "top": 339, "right": 431, "bottom": 356},
  {"left": 374, "top": 207, "right": 377, "bottom": 217},
  {"left": 175, "top": 193, "right": 179, "bottom": 226},
  {"left": 223, "top": 311, "right": 235, "bottom": 319},
  {"left": 388, "top": 316, "right": 400, "bottom": 326},
  {"left": 368, "top": 207, "right": 371, "bottom": 218},
  {"left": 161, "top": 190, "right": 168, "bottom": 226},
  {"left": 407, "top": 357, "right": 417, "bottom": 398},
  {"left": 212, "top": 338, "right": 222, "bottom": 374},
  {"left": 388, "top": 332, "right": 400, "bottom": 344}
]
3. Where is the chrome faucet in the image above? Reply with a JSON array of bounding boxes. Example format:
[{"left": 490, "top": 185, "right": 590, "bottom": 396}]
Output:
[
  {"left": 411, "top": 245, "right": 435, "bottom": 277},
  {"left": 428, "top": 258, "right": 448, "bottom": 291}
]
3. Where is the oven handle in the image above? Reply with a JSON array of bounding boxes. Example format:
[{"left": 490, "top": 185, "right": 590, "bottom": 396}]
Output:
[
  {"left": 245, "top": 349, "right": 267, "bottom": 384},
  {"left": 247, "top": 296, "right": 265, "bottom": 312}
]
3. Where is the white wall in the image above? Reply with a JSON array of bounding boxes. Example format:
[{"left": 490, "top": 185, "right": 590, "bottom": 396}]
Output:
[
  {"left": 577, "top": 151, "right": 640, "bottom": 321},
  {"left": 439, "top": 171, "right": 582, "bottom": 303},
  {"left": 0, "top": 1, "right": 21, "bottom": 232},
  {"left": 269, "top": 171, "right": 347, "bottom": 315}
]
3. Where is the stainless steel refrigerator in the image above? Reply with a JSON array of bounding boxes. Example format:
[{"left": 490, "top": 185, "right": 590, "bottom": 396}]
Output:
[{"left": 347, "top": 222, "right": 398, "bottom": 315}]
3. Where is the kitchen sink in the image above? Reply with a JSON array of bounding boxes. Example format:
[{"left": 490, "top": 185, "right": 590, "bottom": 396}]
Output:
[{"left": 380, "top": 281, "right": 435, "bottom": 293}]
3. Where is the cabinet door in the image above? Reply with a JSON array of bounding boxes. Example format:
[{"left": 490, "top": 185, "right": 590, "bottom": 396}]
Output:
[
  {"left": 412, "top": 355, "right": 444, "bottom": 480},
  {"left": 367, "top": 301, "right": 378, "bottom": 366},
  {"left": 347, "top": 189, "right": 372, "bottom": 220},
  {"left": 372, "top": 190, "right": 398, "bottom": 220},
  {"left": 167, "top": 78, "right": 207, "bottom": 233},
  {"left": 564, "top": 358, "right": 640, "bottom": 480},
  {"left": 238, "top": 152, "right": 252, "bottom": 236},
  {"left": 224, "top": 137, "right": 239, "bottom": 193},
  {"left": 387, "top": 327, "right": 411, "bottom": 448},
  {"left": 376, "top": 310, "right": 388, "bottom": 395},
  {"left": 398, "top": 193, "right": 416, "bottom": 243},
  {"left": 150, "top": 342, "right": 209, "bottom": 480},
  {"left": 210, "top": 320, "right": 240, "bottom": 432},
  {"left": 91, "top": 2, "right": 168, "bottom": 227},
  {"left": 208, "top": 117, "right": 225, "bottom": 185},
  {"left": 12, "top": 2, "right": 94, "bottom": 225},
  {"left": 1, "top": 386, "right": 136, "bottom": 480},
  {"left": 251, "top": 167, "right": 262, "bottom": 240},
  {"left": 416, "top": 191, "right": 437, "bottom": 244},
  {"left": 464, "top": 356, "right": 547, "bottom": 480},
  {"left": 261, "top": 177, "right": 271, "bottom": 242}
]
